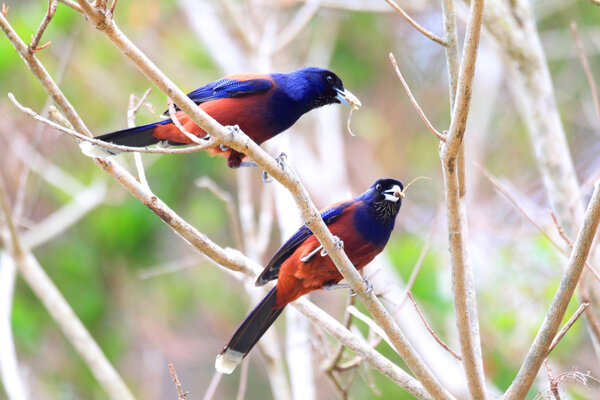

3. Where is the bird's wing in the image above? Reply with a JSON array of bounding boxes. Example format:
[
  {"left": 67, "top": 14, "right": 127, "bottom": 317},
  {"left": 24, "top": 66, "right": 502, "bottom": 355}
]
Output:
[
  {"left": 162, "top": 76, "right": 274, "bottom": 116},
  {"left": 255, "top": 201, "right": 353, "bottom": 286}
]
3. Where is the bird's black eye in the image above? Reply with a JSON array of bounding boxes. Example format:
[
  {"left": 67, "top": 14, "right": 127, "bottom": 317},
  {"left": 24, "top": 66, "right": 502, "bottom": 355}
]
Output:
[
  {"left": 375, "top": 184, "right": 383, "bottom": 192},
  {"left": 326, "top": 75, "right": 334, "bottom": 85}
]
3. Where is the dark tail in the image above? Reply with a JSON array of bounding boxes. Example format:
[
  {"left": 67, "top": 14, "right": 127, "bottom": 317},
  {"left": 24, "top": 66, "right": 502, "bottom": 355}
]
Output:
[
  {"left": 95, "top": 119, "right": 172, "bottom": 148},
  {"left": 215, "top": 287, "right": 285, "bottom": 374}
]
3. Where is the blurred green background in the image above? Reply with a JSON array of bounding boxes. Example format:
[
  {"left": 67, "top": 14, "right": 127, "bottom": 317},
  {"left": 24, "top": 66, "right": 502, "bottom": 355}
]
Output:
[{"left": 1, "top": 0, "right": 600, "bottom": 399}]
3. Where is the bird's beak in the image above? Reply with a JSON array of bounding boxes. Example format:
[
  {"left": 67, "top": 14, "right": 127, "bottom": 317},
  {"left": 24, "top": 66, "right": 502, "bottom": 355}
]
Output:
[
  {"left": 335, "top": 88, "right": 361, "bottom": 110},
  {"left": 383, "top": 185, "right": 404, "bottom": 202}
]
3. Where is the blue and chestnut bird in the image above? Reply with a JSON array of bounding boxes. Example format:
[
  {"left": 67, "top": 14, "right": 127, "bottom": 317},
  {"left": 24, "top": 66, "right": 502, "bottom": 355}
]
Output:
[
  {"left": 216, "top": 178, "right": 404, "bottom": 373},
  {"left": 82, "top": 67, "right": 360, "bottom": 168}
]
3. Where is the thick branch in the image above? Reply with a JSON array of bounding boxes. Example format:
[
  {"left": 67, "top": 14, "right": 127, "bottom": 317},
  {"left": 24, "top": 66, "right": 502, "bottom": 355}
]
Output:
[
  {"left": 503, "top": 182, "right": 600, "bottom": 399},
  {"left": 437, "top": 0, "right": 487, "bottom": 398}
]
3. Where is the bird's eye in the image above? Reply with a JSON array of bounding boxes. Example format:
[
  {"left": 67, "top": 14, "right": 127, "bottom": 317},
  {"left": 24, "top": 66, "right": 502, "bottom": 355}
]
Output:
[
  {"left": 375, "top": 184, "right": 383, "bottom": 192},
  {"left": 326, "top": 75, "right": 334, "bottom": 85}
]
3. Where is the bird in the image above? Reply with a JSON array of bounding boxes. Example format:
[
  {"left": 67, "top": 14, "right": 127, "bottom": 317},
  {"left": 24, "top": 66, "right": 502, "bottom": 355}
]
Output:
[
  {"left": 215, "top": 178, "right": 404, "bottom": 374},
  {"left": 80, "top": 67, "right": 361, "bottom": 168}
]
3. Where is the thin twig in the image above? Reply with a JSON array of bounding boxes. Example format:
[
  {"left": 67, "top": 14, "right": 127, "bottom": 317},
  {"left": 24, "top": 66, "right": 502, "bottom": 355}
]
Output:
[
  {"left": 167, "top": 99, "right": 208, "bottom": 145},
  {"left": 30, "top": 0, "right": 57, "bottom": 52},
  {"left": 544, "top": 360, "right": 561, "bottom": 400},
  {"left": 547, "top": 302, "right": 589, "bottom": 356},
  {"left": 571, "top": 22, "right": 600, "bottom": 127},
  {"left": 235, "top": 357, "right": 249, "bottom": 400},
  {"left": 58, "top": 0, "right": 83, "bottom": 13},
  {"left": 384, "top": 0, "right": 447, "bottom": 46},
  {"left": 407, "top": 293, "right": 462, "bottom": 361},
  {"left": 8, "top": 93, "right": 216, "bottom": 155},
  {"left": 169, "top": 361, "right": 187, "bottom": 400},
  {"left": 389, "top": 53, "right": 446, "bottom": 142},
  {"left": 127, "top": 90, "right": 153, "bottom": 190},
  {"left": 202, "top": 371, "right": 222, "bottom": 400}
]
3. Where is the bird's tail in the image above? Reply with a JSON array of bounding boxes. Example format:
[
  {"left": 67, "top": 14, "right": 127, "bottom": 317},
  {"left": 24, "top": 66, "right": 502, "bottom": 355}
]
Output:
[
  {"left": 79, "top": 120, "right": 171, "bottom": 158},
  {"left": 215, "top": 287, "right": 284, "bottom": 374}
]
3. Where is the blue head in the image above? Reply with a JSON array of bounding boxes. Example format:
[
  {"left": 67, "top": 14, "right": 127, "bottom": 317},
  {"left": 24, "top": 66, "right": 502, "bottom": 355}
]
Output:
[
  {"left": 353, "top": 178, "right": 404, "bottom": 246},
  {"left": 275, "top": 67, "right": 361, "bottom": 112}
]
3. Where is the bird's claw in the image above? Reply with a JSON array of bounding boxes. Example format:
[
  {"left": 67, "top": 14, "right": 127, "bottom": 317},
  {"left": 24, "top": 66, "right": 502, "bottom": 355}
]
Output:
[
  {"left": 275, "top": 152, "right": 287, "bottom": 170},
  {"left": 221, "top": 125, "right": 240, "bottom": 152},
  {"left": 349, "top": 277, "right": 373, "bottom": 297},
  {"left": 262, "top": 152, "right": 288, "bottom": 183},
  {"left": 262, "top": 170, "right": 273, "bottom": 183}
]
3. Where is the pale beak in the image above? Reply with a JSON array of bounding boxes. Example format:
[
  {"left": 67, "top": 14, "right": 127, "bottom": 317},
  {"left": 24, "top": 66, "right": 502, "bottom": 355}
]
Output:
[
  {"left": 383, "top": 185, "right": 404, "bottom": 202},
  {"left": 335, "top": 88, "right": 362, "bottom": 110}
]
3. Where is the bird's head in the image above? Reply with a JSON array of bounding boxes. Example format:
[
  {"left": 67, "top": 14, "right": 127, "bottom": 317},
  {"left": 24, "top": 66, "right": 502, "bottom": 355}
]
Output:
[
  {"left": 285, "top": 67, "right": 361, "bottom": 110},
  {"left": 360, "top": 178, "right": 404, "bottom": 222}
]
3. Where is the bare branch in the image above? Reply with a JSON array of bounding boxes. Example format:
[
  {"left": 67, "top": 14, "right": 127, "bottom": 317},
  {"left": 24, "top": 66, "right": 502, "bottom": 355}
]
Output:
[
  {"left": 547, "top": 302, "right": 590, "bottom": 356},
  {"left": 0, "top": 174, "right": 135, "bottom": 400},
  {"left": 30, "top": 0, "right": 57, "bottom": 52},
  {"left": 389, "top": 53, "right": 446, "bottom": 142},
  {"left": 167, "top": 99, "right": 209, "bottom": 144},
  {"left": 437, "top": 0, "right": 487, "bottom": 397},
  {"left": 384, "top": 0, "right": 447, "bottom": 46},
  {"left": 58, "top": 0, "right": 82, "bottom": 13},
  {"left": 504, "top": 181, "right": 600, "bottom": 399},
  {"left": 169, "top": 361, "right": 187, "bottom": 400},
  {"left": 407, "top": 293, "right": 462, "bottom": 361},
  {"left": 202, "top": 371, "right": 222, "bottom": 400}
]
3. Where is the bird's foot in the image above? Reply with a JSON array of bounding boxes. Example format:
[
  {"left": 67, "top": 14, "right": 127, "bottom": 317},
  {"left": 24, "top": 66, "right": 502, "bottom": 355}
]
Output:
[
  {"left": 323, "top": 277, "right": 372, "bottom": 297},
  {"left": 349, "top": 277, "right": 373, "bottom": 297},
  {"left": 221, "top": 125, "right": 240, "bottom": 151},
  {"left": 262, "top": 152, "right": 288, "bottom": 184},
  {"left": 318, "top": 236, "right": 343, "bottom": 257},
  {"left": 275, "top": 152, "right": 287, "bottom": 169}
]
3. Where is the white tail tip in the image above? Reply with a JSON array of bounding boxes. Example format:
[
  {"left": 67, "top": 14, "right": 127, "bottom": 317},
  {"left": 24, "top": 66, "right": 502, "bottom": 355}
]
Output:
[
  {"left": 79, "top": 141, "right": 116, "bottom": 158},
  {"left": 215, "top": 350, "right": 244, "bottom": 374}
]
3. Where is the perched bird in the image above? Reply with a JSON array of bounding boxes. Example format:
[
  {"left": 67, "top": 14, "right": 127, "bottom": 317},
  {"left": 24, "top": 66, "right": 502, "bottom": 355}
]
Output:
[
  {"left": 81, "top": 67, "right": 360, "bottom": 168},
  {"left": 216, "top": 178, "right": 404, "bottom": 373}
]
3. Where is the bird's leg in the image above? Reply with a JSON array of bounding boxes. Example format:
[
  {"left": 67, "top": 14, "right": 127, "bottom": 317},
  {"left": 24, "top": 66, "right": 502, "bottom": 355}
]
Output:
[
  {"left": 319, "top": 236, "right": 344, "bottom": 257},
  {"left": 323, "top": 277, "right": 373, "bottom": 297},
  {"left": 300, "top": 244, "right": 324, "bottom": 262},
  {"left": 300, "top": 236, "right": 342, "bottom": 262},
  {"left": 221, "top": 125, "right": 241, "bottom": 152}
]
